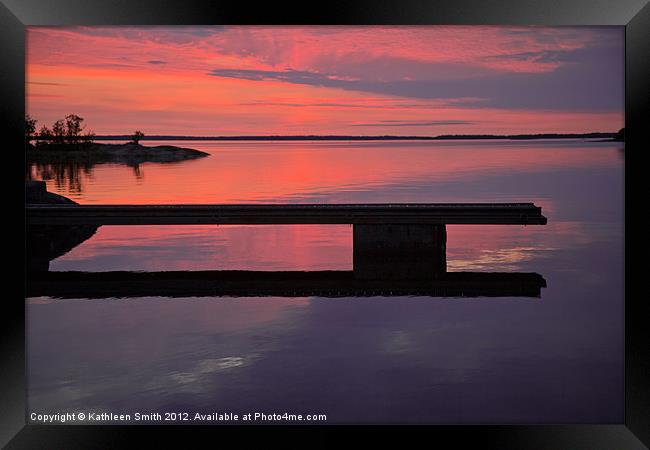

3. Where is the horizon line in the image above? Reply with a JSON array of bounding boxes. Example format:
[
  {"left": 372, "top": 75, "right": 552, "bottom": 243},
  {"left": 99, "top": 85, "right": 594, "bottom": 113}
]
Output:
[{"left": 79, "top": 131, "right": 621, "bottom": 141}]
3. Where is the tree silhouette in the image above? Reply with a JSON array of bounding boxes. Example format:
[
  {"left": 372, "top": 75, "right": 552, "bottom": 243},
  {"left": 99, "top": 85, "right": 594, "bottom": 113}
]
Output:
[
  {"left": 36, "top": 125, "right": 52, "bottom": 148},
  {"left": 25, "top": 114, "right": 37, "bottom": 147},
  {"left": 131, "top": 130, "right": 145, "bottom": 145},
  {"left": 51, "top": 120, "right": 66, "bottom": 144},
  {"left": 65, "top": 114, "right": 85, "bottom": 145},
  {"left": 28, "top": 115, "right": 95, "bottom": 149},
  {"left": 38, "top": 125, "right": 51, "bottom": 139}
]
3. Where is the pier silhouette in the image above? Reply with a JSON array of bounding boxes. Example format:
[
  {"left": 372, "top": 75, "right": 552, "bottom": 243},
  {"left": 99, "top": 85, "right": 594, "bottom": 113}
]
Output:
[
  {"left": 26, "top": 202, "right": 546, "bottom": 278},
  {"left": 26, "top": 195, "right": 548, "bottom": 298}
]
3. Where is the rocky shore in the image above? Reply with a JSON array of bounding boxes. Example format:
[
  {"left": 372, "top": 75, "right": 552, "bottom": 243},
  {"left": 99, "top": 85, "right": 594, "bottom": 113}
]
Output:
[{"left": 27, "top": 142, "right": 209, "bottom": 165}]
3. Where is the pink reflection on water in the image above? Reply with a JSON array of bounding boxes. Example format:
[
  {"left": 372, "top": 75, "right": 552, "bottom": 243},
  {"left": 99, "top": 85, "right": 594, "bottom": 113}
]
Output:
[
  {"left": 34, "top": 142, "right": 620, "bottom": 204},
  {"left": 51, "top": 224, "right": 353, "bottom": 272}
]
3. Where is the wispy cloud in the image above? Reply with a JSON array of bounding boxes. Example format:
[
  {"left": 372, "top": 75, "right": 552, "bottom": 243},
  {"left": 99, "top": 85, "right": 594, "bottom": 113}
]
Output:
[
  {"left": 210, "top": 47, "right": 623, "bottom": 112},
  {"left": 27, "top": 81, "right": 68, "bottom": 86},
  {"left": 351, "top": 120, "right": 473, "bottom": 127}
]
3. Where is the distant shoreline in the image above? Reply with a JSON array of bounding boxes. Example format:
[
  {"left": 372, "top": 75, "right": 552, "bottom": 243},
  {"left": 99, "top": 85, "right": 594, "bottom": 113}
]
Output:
[{"left": 51, "top": 132, "right": 621, "bottom": 142}]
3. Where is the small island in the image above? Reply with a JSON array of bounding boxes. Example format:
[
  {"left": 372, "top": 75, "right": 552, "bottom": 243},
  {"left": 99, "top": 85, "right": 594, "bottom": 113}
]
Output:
[
  {"left": 26, "top": 114, "right": 209, "bottom": 165},
  {"left": 28, "top": 141, "right": 210, "bottom": 165}
]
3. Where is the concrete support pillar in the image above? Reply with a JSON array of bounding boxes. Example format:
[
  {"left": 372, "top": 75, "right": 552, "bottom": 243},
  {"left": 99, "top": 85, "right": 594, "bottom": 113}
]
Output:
[{"left": 353, "top": 224, "right": 446, "bottom": 280}]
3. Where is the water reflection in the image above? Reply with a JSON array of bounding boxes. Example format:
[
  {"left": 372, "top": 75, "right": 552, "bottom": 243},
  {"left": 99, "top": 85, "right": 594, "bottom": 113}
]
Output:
[
  {"left": 27, "top": 160, "right": 96, "bottom": 194},
  {"left": 26, "top": 141, "right": 623, "bottom": 423},
  {"left": 28, "top": 140, "right": 620, "bottom": 204},
  {"left": 29, "top": 159, "right": 156, "bottom": 194}
]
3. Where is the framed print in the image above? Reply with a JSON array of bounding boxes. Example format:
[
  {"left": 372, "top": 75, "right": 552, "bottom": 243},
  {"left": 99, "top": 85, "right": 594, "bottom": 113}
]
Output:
[{"left": 2, "top": 0, "right": 648, "bottom": 447}]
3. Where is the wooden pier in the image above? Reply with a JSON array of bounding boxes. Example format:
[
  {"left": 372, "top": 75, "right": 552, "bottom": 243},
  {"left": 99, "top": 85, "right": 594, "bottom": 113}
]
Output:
[
  {"left": 26, "top": 202, "right": 547, "bottom": 280},
  {"left": 25, "top": 203, "right": 547, "bottom": 226}
]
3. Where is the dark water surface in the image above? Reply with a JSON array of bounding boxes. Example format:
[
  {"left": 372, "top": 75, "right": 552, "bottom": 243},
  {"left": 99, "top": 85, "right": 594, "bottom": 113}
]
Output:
[{"left": 27, "top": 140, "right": 624, "bottom": 423}]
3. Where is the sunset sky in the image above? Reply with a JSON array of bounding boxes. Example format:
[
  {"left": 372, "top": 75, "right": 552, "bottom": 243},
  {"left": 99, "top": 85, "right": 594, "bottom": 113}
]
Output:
[{"left": 26, "top": 26, "right": 624, "bottom": 136}]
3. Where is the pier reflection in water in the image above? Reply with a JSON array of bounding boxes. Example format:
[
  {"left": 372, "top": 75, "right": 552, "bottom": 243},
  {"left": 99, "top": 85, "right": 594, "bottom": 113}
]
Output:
[
  {"left": 27, "top": 222, "right": 547, "bottom": 298},
  {"left": 28, "top": 270, "right": 546, "bottom": 299}
]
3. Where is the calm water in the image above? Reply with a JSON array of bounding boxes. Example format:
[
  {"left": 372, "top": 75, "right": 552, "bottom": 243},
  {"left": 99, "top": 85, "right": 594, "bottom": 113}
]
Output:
[{"left": 27, "top": 140, "right": 624, "bottom": 423}]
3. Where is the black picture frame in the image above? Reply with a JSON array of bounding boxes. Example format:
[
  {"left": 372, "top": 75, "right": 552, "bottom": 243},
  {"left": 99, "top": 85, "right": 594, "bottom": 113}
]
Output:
[{"left": 2, "top": 0, "right": 647, "bottom": 447}]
